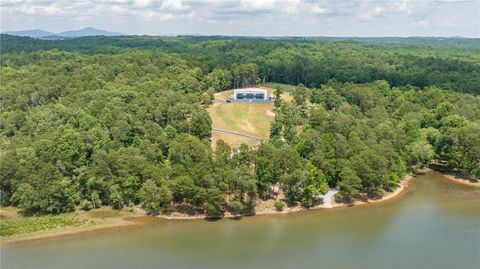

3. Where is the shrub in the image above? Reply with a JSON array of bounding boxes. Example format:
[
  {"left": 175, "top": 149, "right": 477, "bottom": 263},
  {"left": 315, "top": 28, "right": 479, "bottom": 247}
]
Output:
[
  {"left": 204, "top": 202, "right": 223, "bottom": 218},
  {"left": 140, "top": 180, "right": 172, "bottom": 214},
  {"left": 80, "top": 200, "right": 93, "bottom": 211},
  {"left": 108, "top": 185, "right": 124, "bottom": 210},
  {"left": 230, "top": 201, "right": 244, "bottom": 215},
  {"left": 274, "top": 200, "right": 286, "bottom": 212}
]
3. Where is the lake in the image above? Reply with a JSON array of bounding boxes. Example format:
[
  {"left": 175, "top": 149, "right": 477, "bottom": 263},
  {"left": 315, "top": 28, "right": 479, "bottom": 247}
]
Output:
[{"left": 2, "top": 171, "right": 479, "bottom": 269}]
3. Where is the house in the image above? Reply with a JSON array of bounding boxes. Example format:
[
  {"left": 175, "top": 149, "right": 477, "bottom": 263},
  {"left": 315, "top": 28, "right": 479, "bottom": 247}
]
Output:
[{"left": 227, "top": 88, "right": 272, "bottom": 102}]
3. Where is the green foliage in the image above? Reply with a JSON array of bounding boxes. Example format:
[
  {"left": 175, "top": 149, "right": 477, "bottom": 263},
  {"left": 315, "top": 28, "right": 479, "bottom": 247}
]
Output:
[
  {"left": 10, "top": 183, "right": 36, "bottom": 211},
  {"left": 0, "top": 214, "right": 89, "bottom": 237},
  {"left": 140, "top": 180, "right": 172, "bottom": 214},
  {"left": 122, "top": 176, "right": 141, "bottom": 205},
  {"left": 109, "top": 185, "right": 124, "bottom": 210},
  {"left": 336, "top": 167, "right": 362, "bottom": 203},
  {"left": 274, "top": 86, "right": 283, "bottom": 108},
  {"left": 301, "top": 163, "right": 329, "bottom": 208},
  {"left": 293, "top": 84, "right": 308, "bottom": 105},
  {"left": 202, "top": 188, "right": 225, "bottom": 218},
  {"left": 3, "top": 35, "right": 479, "bottom": 93},
  {"left": 230, "top": 200, "right": 244, "bottom": 215},
  {"left": 274, "top": 200, "right": 286, "bottom": 211},
  {"left": 191, "top": 110, "right": 212, "bottom": 140},
  {"left": 406, "top": 138, "right": 435, "bottom": 169},
  {"left": 1, "top": 35, "right": 479, "bottom": 218},
  {"left": 204, "top": 68, "right": 232, "bottom": 91},
  {"left": 11, "top": 180, "right": 77, "bottom": 214},
  {"left": 168, "top": 134, "right": 211, "bottom": 167},
  {"left": 231, "top": 63, "right": 259, "bottom": 88},
  {"left": 80, "top": 199, "right": 93, "bottom": 211},
  {"left": 171, "top": 176, "right": 196, "bottom": 203}
]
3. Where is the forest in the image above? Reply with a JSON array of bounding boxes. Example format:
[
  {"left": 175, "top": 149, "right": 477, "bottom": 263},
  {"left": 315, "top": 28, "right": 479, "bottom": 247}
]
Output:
[{"left": 1, "top": 35, "right": 479, "bottom": 217}]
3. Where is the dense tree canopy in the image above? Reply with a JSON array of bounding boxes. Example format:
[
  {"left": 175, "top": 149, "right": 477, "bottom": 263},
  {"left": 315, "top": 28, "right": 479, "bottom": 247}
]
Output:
[
  {"left": 1, "top": 35, "right": 478, "bottom": 216},
  {"left": 2, "top": 35, "right": 479, "bottom": 94}
]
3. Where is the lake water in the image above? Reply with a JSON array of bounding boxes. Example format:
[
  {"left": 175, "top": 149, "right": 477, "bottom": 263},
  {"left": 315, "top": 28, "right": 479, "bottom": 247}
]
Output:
[{"left": 2, "top": 171, "right": 480, "bottom": 269}]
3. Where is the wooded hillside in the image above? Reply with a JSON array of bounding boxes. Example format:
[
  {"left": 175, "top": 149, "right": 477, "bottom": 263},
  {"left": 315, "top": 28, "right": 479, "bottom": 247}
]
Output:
[{"left": 1, "top": 36, "right": 479, "bottom": 217}]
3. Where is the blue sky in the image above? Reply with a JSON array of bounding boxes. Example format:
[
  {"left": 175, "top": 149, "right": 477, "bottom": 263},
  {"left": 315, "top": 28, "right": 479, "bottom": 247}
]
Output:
[{"left": 1, "top": 0, "right": 479, "bottom": 37}]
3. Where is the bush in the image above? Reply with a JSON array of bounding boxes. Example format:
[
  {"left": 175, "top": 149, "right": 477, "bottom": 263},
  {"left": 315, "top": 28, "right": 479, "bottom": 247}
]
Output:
[
  {"left": 11, "top": 180, "right": 78, "bottom": 214},
  {"left": 140, "top": 180, "right": 172, "bottom": 214},
  {"left": 203, "top": 189, "right": 225, "bottom": 218},
  {"left": 108, "top": 185, "right": 124, "bottom": 210},
  {"left": 0, "top": 190, "right": 11, "bottom": 206},
  {"left": 274, "top": 200, "right": 286, "bottom": 212},
  {"left": 80, "top": 200, "right": 93, "bottom": 211},
  {"left": 204, "top": 202, "right": 223, "bottom": 218},
  {"left": 230, "top": 201, "right": 244, "bottom": 215},
  {"left": 334, "top": 192, "right": 345, "bottom": 203}
]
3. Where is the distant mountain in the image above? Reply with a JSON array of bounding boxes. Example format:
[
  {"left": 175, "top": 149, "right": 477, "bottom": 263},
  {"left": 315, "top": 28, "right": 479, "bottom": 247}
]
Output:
[
  {"left": 3, "top": 27, "right": 125, "bottom": 39},
  {"left": 56, "top": 27, "right": 125, "bottom": 38},
  {"left": 3, "top": 29, "right": 55, "bottom": 38}
]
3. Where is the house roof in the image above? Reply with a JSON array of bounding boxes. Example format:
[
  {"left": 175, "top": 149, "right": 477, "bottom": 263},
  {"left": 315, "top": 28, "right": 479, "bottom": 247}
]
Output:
[{"left": 233, "top": 88, "right": 267, "bottom": 94}]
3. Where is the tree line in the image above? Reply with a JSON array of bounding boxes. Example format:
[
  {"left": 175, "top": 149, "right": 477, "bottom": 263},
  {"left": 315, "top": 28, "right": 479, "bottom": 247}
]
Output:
[{"left": 2, "top": 35, "right": 479, "bottom": 94}]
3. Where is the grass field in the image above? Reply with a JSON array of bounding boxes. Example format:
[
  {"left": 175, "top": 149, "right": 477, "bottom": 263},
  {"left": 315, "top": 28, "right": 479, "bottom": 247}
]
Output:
[
  {"left": 208, "top": 87, "right": 291, "bottom": 148},
  {"left": 210, "top": 132, "right": 262, "bottom": 148},
  {"left": 260, "top": 83, "right": 295, "bottom": 102}
]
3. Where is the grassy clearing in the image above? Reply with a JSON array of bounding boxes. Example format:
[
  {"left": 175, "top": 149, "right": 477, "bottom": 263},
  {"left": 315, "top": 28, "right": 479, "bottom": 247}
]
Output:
[
  {"left": 0, "top": 206, "right": 143, "bottom": 241},
  {"left": 0, "top": 213, "right": 91, "bottom": 237},
  {"left": 211, "top": 132, "right": 260, "bottom": 148},
  {"left": 208, "top": 87, "right": 293, "bottom": 148},
  {"left": 208, "top": 90, "right": 274, "bottom": 148},
  {"left": 260, "top": 83, "right": 295, "bottom": 102},
  {"left": 208, "top": 102, "right": 275, "bottom": 137},
  {"left": 260, "top": 83, "right": 297, "bottom": 92}
]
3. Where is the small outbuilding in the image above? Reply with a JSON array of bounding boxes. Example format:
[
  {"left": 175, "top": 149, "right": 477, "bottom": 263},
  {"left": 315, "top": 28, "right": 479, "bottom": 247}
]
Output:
[{"left": 227, "top": 88, "right": 271, "bottom": 102}]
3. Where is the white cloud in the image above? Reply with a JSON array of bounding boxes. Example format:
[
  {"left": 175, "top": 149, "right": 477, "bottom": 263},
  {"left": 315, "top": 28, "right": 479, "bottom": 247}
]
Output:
[
  {"left": 111, "top": 5, "right": 130, "bottom": 14},
  {"left": 161, "top": 0, "right": 189, "bottom": 11},
  {"left": 240, "top": 0, "right": 277, "bottom": 11},
  {"left": 416, "top": 19, "right": 430, "bottom": 28},
  {"left": 0, "top": 0, "right": 478, "bottom": 37},
  {"left": 374, "top": 6, "right": 385, "bottom": 14},
  {"left": 133, "top": 0, "right": 151, "bottom": 8},
  {"left": 311, "top": 4, "right": 329, "bottom": 14},
  {"left": 395, "top": 0, "right": 411, "bottom": 13}
]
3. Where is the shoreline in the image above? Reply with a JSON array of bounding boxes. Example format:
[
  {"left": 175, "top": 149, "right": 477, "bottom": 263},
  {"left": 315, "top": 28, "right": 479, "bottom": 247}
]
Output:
[
  {"left": 429, "top": 164, "right": 480, "bottom": 188},
  {"left": 2, "top": 218, "right": 137, "bottom": 244},
  {"left": 1, "top": 207, "right": 145, "bottom": 244},
  {"left": 157, "top": 168, "right": 425, "bottom": 220},
  {"left": 224, "top": 168, "right": 419, "bottom": 218},
  {"left": 1, "top": 168, "right": 469, "bottom": 244},
  {"left": 442, "top": 173, "right": 480, "bottom": 188}
]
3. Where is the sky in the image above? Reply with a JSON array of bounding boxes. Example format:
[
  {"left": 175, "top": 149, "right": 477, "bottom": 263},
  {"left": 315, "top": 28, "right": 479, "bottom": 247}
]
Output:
[{"left": 1, "top": 0, "right": 479, "bottom": 37}]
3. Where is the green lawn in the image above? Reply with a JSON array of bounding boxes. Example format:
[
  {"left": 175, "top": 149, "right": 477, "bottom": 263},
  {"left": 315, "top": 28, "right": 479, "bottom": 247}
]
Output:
[
  {"left": 208, "top": 87, "right": 293, "bottom": 148},
  {"left": 208, "top": 90, "right": 275, "bottom": 148}
]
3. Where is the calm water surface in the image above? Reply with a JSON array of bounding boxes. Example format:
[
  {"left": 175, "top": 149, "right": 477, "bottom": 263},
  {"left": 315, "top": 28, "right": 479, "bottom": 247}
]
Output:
[{"left": 2, "top": 171, "right": 479, "bottom": 269}]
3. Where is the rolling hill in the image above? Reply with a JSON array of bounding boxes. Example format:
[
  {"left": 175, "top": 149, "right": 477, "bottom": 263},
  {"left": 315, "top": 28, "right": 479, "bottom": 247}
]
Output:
[
  {"left": 3, "top": 27, "right": 125, "bottom": 39},
  {"left": 3, "top": 29, "right": 54, "bottom": 38}
]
